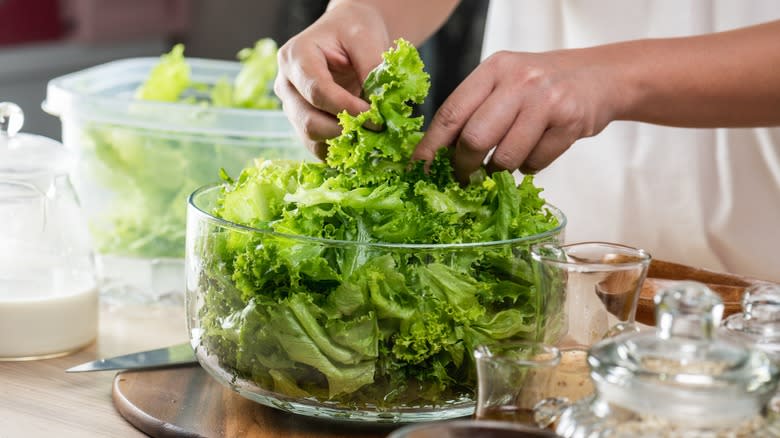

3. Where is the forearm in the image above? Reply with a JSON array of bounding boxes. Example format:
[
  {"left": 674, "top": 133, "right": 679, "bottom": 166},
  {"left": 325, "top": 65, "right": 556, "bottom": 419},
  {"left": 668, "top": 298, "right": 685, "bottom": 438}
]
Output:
[
  {"left": 602, "top": 19, "right": 780, "bottom": 127},
  {"left": 327, "top": 0, "right": 460, "bottom": 46}
]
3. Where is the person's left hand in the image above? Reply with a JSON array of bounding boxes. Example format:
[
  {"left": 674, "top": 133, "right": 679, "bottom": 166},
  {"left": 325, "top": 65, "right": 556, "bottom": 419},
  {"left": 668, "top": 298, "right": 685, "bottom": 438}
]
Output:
[{"left": 412, "top": 48, "right": 626, "bottom": 182}]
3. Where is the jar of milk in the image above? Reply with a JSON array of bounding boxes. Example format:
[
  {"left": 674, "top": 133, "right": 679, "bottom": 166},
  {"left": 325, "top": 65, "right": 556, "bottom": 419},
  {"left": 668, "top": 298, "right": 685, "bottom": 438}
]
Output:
[{"left": 0, "top": 102, "right": 98, "bottom": 360}]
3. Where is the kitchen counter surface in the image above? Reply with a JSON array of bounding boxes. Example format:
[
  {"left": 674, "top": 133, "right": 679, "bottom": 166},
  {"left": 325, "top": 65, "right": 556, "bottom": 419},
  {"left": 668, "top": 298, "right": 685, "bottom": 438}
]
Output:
[{"left": 0, "top": 301, "right": 188, "bottom": 437}]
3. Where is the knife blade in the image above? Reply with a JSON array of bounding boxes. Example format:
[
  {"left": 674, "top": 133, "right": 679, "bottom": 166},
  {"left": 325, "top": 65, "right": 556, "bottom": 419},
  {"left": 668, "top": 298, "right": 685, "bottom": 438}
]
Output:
[{"left": 66, "top": 342, "right": 198, "bottom": 373}]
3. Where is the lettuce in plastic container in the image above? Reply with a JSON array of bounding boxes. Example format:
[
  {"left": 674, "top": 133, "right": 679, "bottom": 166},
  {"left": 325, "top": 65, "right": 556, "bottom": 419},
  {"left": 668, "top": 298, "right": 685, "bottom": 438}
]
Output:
[
  {"left": 85, "top": 39, "right": 294, "bottom": 259},
  {"left": 194, "top": 39, "right": 563, "bottom": 411}
]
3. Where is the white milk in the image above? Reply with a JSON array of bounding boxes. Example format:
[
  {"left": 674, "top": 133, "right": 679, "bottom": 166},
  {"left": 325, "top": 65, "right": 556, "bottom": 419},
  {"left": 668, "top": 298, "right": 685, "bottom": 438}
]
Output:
[{"left": 0, "top": 273, "right": 98, "bottom": 359}]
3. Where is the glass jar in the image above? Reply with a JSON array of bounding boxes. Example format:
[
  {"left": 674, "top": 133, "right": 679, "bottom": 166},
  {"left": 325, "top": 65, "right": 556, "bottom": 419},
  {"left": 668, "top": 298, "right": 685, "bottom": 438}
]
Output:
[
  {"left": 185, "top": 183, "right": 566, "bottom": 422},
  {"left": 722, "top": 283, "right": 780, "bottom": 414},
  {"left": 555, "top": 281, "right": 780, "bottom": 437},
  {"left": 722, "top": 283, "right": 780, "bottom": 362},
  {"left": 0, "top": 102, "right": 98, "bottom": 360}
]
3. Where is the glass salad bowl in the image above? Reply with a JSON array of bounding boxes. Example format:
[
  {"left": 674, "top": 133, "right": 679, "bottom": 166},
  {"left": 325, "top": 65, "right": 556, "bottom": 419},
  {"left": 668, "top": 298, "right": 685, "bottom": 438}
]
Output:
[{"left": 185, "top": 183, "right": 567, "bottom": 422}]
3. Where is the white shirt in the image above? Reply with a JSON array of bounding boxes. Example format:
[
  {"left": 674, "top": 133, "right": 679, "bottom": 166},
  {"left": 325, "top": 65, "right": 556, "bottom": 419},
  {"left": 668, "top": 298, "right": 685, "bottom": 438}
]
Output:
[{"left": 483, "top": 0, "right": 780, "bottom": 282}]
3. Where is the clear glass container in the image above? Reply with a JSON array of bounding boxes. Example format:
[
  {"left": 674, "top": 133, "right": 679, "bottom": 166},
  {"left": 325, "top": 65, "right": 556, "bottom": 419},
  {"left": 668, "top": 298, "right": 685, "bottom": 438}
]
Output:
[
  {"left": 531, "top": 242, "right": 651, "bottom": 347},
  {"left": 556, "top": 281, "right": 780, "bottom": 437},
  {"left": 473, "top": 341, "right": 561, "bottom": 425},
  {"left": 472, "top": 341, "right": 593, "bottom": 430},
  {"left": 722, "top": 283, "right": 780, "bottom": 414},
  {"left": 722, "top": 283, "right": 780, "bottom": 362},
  {"left": 185, "top": 183, "right": 567, "bottom": 422},
  {"left": 0, "top": 102, "right": 98, "bottom": 360}
]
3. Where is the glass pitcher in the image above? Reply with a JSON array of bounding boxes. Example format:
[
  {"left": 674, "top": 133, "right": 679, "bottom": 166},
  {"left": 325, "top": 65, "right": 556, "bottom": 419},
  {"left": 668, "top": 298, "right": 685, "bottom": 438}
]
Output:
[
  {"left": 0, "top": 102, "right": 98, "bottom": 360},
  {"left": 555, "top": 281, "right": 780, "bottom": 437}
]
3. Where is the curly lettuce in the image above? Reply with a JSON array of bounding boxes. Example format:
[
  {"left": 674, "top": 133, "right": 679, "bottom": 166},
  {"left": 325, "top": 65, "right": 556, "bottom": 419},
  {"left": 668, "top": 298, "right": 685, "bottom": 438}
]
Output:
[
  {"left": 197, "top": 39, "right": 562, "bottom": 408},
  {"left": 135, "top": 43, "right": 190, "bottom": 102}
]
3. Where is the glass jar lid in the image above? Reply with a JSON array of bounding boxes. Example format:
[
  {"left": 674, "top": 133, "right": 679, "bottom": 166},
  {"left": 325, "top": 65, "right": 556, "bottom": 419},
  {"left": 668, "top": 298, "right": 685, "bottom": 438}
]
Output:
[
  {"left": 587, "top": 281, "right": 779, "bottom": 428},
  {"left": 722, "top": 283, "right": 780, "bottom": 362},
  {"left": 0, "top": 102, "right": 73, "bottom": 178}
]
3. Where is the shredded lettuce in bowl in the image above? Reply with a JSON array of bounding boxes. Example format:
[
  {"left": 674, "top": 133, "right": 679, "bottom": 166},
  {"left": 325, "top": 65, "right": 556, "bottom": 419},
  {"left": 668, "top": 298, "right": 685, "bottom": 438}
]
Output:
[{"left": 191, "top": 39, "right": 564, "bottom": 411}]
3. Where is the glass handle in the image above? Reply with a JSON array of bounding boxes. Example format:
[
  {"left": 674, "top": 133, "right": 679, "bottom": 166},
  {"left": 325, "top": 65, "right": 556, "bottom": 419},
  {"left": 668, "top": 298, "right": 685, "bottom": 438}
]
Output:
[
  {"left": 654, "top": 281, "right": 724, "bottom": 341},
  {"left": 0, "top": 102, "right": 24, "bottom": 137}
]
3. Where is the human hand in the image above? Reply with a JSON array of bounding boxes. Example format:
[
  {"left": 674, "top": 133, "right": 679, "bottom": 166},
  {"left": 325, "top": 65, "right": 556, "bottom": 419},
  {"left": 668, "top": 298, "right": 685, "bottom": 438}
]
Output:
[
  {"left": 412, "top": 49, "right": 625, "bottom": 182},
  {"left": 274, "top": 3, "right": 391, "bottom": 159}
]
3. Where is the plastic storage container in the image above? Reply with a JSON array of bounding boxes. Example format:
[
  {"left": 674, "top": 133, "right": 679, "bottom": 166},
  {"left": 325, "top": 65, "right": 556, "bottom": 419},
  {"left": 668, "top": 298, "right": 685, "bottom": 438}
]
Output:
[{"left": 43, "top": 57, "right": 307, "bottom": 302}]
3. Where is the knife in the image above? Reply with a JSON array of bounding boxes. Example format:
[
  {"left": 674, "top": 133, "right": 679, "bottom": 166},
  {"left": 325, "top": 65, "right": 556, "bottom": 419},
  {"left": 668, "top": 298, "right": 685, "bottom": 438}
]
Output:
[{"left": 66, "top": 342, "right": 198, "bottom": 373}]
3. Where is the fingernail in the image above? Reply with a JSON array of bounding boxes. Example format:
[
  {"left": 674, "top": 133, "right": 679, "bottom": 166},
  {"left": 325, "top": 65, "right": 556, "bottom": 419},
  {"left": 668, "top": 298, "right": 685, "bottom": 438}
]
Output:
[{"left": 518, "top": 164, "right": 538, "bottom": 175}]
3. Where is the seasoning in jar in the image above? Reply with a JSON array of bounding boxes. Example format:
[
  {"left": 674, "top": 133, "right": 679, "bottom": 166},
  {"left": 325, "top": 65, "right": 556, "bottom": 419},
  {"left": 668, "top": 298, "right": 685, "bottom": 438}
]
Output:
[
  {"left": 475, "top": 344, "right": 594, "bottom": 429},
  {"left": 548, "top": 348, "right": 593, "bottom": 402},
  {"left": 474, "top": 342, "right": 562, "bottom": 426}
]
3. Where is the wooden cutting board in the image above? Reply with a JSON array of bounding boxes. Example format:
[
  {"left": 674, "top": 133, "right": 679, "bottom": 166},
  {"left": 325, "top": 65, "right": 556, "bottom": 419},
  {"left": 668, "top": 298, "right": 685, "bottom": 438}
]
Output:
[
  {"left": 635, "top": 259, "right": 771, "bottom": 325},
  {"left": 112, "top": 366, "right": 401, "bottom": 438}
]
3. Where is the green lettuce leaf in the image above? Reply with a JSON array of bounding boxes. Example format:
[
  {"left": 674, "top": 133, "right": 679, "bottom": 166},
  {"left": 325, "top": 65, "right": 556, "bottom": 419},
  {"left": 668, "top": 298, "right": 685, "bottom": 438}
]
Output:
[
  {"left": 326, "top": 39, "right": 430, "bottom": 185},
  {"left": 198, "top": 39, "right": 562, "bottom": 408},
  {"left": 232, "top": 38, "right": 281, "bottom": 109},
  {"left": 135, "top": 43, "right": 190, "bottom": 102}
]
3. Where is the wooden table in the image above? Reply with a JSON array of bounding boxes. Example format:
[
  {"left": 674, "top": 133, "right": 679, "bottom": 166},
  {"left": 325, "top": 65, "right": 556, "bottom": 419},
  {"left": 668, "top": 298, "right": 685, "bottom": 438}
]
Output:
[{"left": 0, "top": 301, "right": 189, "bottom": 437}]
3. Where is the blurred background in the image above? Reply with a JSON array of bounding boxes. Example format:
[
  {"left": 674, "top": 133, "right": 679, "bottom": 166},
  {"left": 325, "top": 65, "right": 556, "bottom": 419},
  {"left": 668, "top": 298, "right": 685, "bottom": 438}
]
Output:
[{"left": 0, "top": 0, "right": 486, "bottom": 140}]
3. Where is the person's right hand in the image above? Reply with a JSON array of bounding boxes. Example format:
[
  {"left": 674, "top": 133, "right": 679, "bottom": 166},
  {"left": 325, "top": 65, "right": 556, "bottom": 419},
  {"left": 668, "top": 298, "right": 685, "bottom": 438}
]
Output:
[{"left": 274, "top": 3, "right": 391, "bottom": 159}]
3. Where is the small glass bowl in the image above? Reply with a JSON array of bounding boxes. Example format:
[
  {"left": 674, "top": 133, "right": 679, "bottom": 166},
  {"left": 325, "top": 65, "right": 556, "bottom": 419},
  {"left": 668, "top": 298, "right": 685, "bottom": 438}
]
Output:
[{"left": 185, "top": 183, "right": 566, "bottom": 422}]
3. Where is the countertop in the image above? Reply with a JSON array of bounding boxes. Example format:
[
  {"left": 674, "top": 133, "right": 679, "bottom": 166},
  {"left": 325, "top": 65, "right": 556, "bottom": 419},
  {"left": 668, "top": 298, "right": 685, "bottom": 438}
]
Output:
[{"left": 0, "top": 301, "right": 188, "bottom": 437}]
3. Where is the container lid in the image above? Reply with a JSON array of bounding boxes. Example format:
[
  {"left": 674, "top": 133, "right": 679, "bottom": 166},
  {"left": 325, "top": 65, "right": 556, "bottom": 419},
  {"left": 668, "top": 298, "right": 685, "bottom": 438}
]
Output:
[
  {"left": 587, "top": 281, "right": 779, "bottom": 428},
  {"left": 722, "top": 283, "right": 780, "bottom": 362},
  {"left": 43, "top": 57, "right": 296, "bottom": 141},
  {"left": 0, "top": 102, "right": 72, "bottom": 178}
]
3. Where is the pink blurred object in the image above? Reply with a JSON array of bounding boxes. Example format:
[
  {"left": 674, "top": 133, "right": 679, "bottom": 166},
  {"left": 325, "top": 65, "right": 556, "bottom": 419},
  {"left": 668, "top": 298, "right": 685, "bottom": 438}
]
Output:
[
  {"left": 61, "top": 0, "right": 190, "bottom": 43},
  {"left": 0, "top": 0, "right": 64, "bottom": 46}
]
